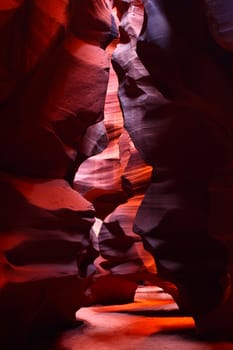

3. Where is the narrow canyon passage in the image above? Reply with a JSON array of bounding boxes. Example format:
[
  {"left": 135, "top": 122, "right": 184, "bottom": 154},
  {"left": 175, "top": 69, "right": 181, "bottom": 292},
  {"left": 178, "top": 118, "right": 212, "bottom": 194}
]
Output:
[
  {"left": 0, "top": 1, "right": 233, "bottom": 349},
  {"left": 74, "top": 36, "right": 157, "bottom": 287},
  {"left": 35, "top": 14, "right": 233, "bottom": 349}
]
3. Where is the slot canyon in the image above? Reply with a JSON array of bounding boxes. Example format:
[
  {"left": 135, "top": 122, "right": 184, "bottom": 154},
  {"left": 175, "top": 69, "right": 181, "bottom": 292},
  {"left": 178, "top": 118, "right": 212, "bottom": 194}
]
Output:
[{"left": 0, "top": 1, "right": 233, "bottom": 349}]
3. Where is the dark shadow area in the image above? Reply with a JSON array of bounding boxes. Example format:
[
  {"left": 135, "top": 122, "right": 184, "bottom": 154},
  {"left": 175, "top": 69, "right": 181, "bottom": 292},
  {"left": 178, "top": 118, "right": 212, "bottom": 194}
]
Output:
[
  {"left": 28, "top": 337, "right": 67, "bottom": 350},
  {"left": 27, "top": 321, "right": 86, "bottom": 350},
  {"left": 110, "top": 308, "right": 190, "bottom": 317}
]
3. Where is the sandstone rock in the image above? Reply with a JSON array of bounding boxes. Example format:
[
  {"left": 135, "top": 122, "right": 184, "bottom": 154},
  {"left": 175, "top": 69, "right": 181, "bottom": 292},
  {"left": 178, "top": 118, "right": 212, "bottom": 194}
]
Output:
[
  {"left": 74, "top": 29, "right": 156, "bottom": 300},
  {"left": 204, "top": 0, "right": 233, "bottom": 52},
  {"left": 70, "top": 0, "right": 118, "bottom": 49},
  {"left": 0, "top": 0, "right": 69, "bottom": 102},
  {"left": 0, "top": 1, "right": 116, "bottom": 179},
  {"left": 93, "top": 127, "right": 156, "bottom": 286},
  {"left": 0, "top": 0, "right": 232, "bottom": 345},
  {"left": 74, "top": 41, "right": 127, "bottom": 219},
  {"left": 0, "top": 35, "right": 111, "bottom": 178},
  {"left": 136, "top": 0, "right": 233, "bottom": 295},
  {"left": 0, "top": 172, "right": 97, "bottom": 346},
  {"left": 120, "top": 129, "right": 152, "bottom": 196},
  {"left": 113, "top": 0, "right": 233, "bottom": 315},
  {"left": 0, "top": 175, "right": 96, "bottom": 273},
  {"left": 97, "top": 195, "right": 156, "bottom": 279},
  {"left": 0, "top": 1, "right": 117, "bottom": 346}
]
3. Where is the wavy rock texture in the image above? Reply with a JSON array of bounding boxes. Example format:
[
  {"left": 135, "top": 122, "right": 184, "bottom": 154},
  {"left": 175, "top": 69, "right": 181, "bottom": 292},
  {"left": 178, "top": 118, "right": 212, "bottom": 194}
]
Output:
[
  {"left": 95, "top": 130, "right": 156, "bottom": 284},
  {"left": 1, "top": 0, "right": 233, "bottom": 346},
  {"left": 96, "top": 195, "right": 156, "bottom": 277},
  {"left": 113, "top": 0, "right": 233, "bottom": 315},
  {"left": 75, "top": 36, "right": 156, "bottom": 289},
  {"left": 0, "top": 1, "right": 117, "bottom": 347},
  {"left": 74, "top": 43, "right": 126, "bottom": 219},
  {"left": 0, "top": 0, "right": 117, "bottom": 178}
]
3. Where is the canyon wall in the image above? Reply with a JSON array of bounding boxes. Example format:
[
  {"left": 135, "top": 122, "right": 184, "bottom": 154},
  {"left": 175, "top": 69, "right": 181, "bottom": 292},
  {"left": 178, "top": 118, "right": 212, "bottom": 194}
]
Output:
[
  {"left": 0, "top": 0, "right": 233, "bottom": 347},
  {"left": 113, "top": 0, "right": 233, "bottom": 315},
  {"left": 0, "top": 1, "right": 118, "bottom": 347},
  {"left": 0, "top": 1, "right": 156, "bottom": 347}
]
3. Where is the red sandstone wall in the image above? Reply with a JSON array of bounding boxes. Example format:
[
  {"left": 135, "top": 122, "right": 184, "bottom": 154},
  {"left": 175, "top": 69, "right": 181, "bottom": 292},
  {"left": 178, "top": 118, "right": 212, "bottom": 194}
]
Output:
[{"left": 0, "top": 1, "right": 118, "bottom": 347}]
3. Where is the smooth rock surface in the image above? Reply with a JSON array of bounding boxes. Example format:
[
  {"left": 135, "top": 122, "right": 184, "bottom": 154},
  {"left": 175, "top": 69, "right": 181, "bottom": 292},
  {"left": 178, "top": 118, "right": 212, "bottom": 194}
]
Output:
[{"left": 30, "top": 287, "right": 233, "bottom": 350}]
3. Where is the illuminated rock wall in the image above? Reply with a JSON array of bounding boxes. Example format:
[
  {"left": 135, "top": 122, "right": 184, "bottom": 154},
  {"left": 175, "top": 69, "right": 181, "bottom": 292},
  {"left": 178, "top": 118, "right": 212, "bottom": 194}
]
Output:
[
  {"left": 75, "top": 40, "right": 156, "bottom": 286},
  {"left": 0, "top": 1, "right": 117, "bottom": 347},
  {"left": 0, "top": 0, "right": 232, "bottom": 346}
]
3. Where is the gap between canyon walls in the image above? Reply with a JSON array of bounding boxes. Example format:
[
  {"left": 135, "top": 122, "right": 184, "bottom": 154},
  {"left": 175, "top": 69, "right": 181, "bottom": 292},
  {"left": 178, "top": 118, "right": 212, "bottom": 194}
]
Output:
[
  {"left": 2, "top": 1, "right": 232, "bottom": 347},
  {"left": 74, "top": 29, "right": 157, "bottom": 288}
]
